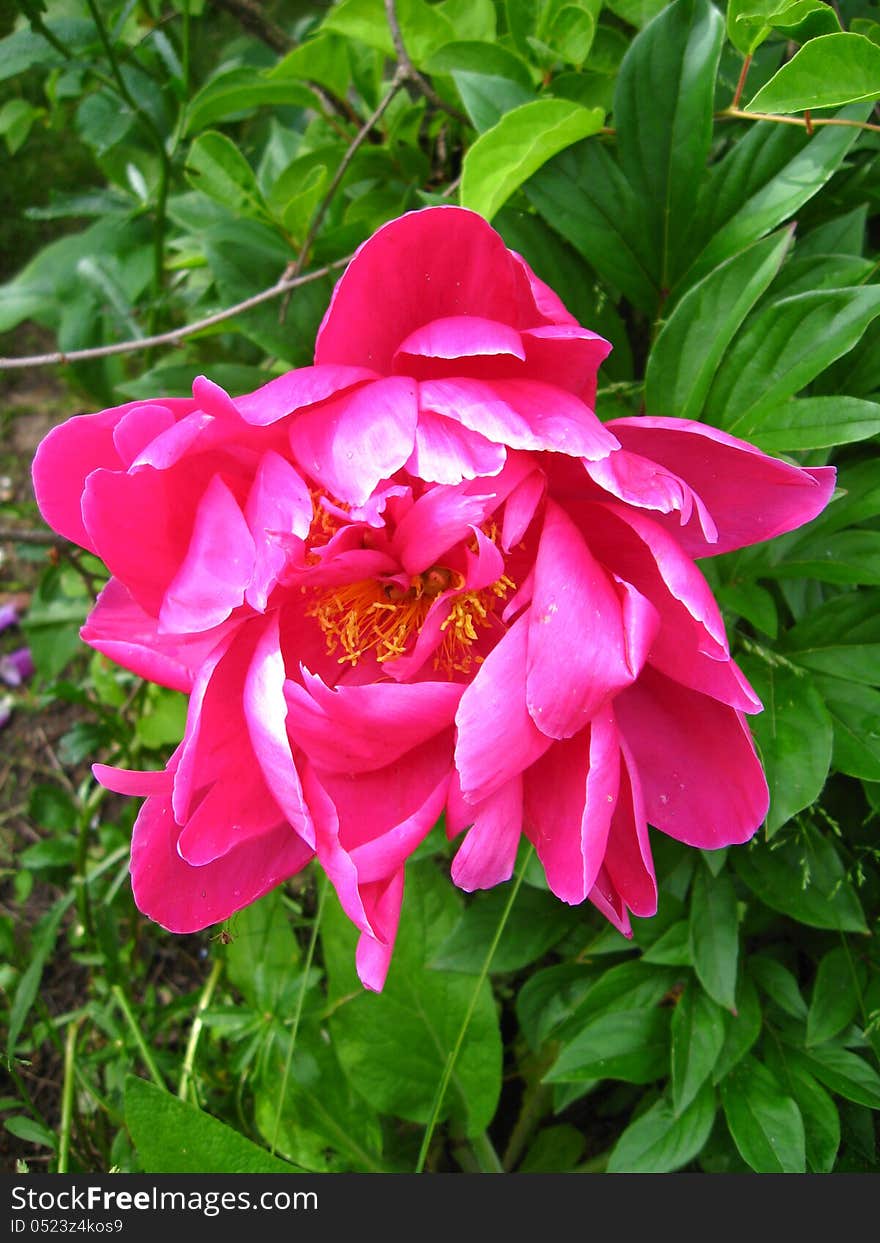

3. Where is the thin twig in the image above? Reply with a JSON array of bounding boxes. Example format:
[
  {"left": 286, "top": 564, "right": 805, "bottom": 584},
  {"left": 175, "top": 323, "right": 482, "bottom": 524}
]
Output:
[
  {"left": 383, "top": 0, "right": 469, "bottom": 127},
  {"left": 722, "top": 106, "right": 880, "bottom": 134},
  {"left": 731, "top": 54, "right": 752, "bottom": 109},
  {"left": 283, "top": 72, "right": 407, "bottom": 303},
  {"left": 178, "top": 957, "right": 224, "bottom": 1104},
  {"left": 210, "top": 0, "right": 292, "bottom": 53},
  {"left": 0, "top": 259, "right": 350, "bottom": 370}
]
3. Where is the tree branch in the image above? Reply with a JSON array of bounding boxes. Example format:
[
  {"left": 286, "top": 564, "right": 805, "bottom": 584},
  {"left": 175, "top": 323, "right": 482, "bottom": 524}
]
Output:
[
  {"left": 383, "top": 0, "right": 470, "bottom": 127},
  {"left": 721, "top": 106, "right": 880, "bottom": 134},
  {"left": 0, "top": 259, "right": 350, "bottom": 370},
  {"left": 209, "top": 0, "right": 292, "bottom": 53}
]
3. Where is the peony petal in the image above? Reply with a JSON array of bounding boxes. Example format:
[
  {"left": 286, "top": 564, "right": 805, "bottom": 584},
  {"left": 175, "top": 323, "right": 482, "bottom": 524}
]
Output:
[
  {"left": 502, "top": 468, "right": 545, "bottom": 551},
  {"left": 112, "top": 403, "right": 178, "bottom": 467},
  {"left": 284, "top": 672, "right": 461, "bottom": 774},
  {"left": 289, "top": 376, "right": 418, "bottom": 505},
  {"left": 524, "top": 707, "right": 620, "bottom": 904},
  {"left": 391, "top": 481, "right": 499, "bottom": 575},
  {"left": 615, "top": 665, "right": 769, "bottom": 848},
  {"left": 520, "top": 325, "right": 612, "bottom": 405},
  {"left": 130, "top": 790, "right": 311, "bottom": 934},
  {"left": 609, "top": 417, "right": 836, "bottom": 556},
  {"left": 583, "top": 448, "right": 717, "bottom": 545},
  {"left": 356, "top": 870, "right": 405, "bottom": 992},
  {"left": 602, "top": 738, "right": 657, "bottom": 918},
  {"left": 455, "top": 614, "right": 552, "bottom": 803},
  {"left": 244, "top": 450, "right": 313, "bottom": 611},
  {"left": 420, "top": 377, "right": 618, "bottom": 460},
  {"left": 244, "top": 614, "right": 313, "bottom": 846},
  {"left": 93, "top": 763, "right": 173, "bottom": 797},
  {"left": 159, "top": 474, "right": 256, "bottom": 634},
  {"left": 235, "top": 365, "right": 378, "bottom": 426},
  {"left": 315, "top": 206, "right": 529, "bottom": 371},
  {"left": 32, "top": 398, "right": 195, "bottom": 549},
  {"left": 406, "top": 407, "right": 507, "bottom": 485},
  {"left": 450, "top": 776, "right": 523, "bottom": 891},
  {"left": 176, "top": 769, "right": 288, "bottom": 866},
  {"left": 394, "top": 315, "right": 526, "bottom": 370},
  {"left": 526, "top": 501, "right": 632, "bottom": 739}
]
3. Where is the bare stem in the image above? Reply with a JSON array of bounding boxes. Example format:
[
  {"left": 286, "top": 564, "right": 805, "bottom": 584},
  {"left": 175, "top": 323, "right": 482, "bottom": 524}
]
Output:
[
  {"left": 383, "top": 0, "right": 469, "bottom": 127},
  {"left": 722, "top": 106, "right": 880, "bottom": 134},
  {"left": 731, "top": 54, "right": 752, "bottom": 109}
]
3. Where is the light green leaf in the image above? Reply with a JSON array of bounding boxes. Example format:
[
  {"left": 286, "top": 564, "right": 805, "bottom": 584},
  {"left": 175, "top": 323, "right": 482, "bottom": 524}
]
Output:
[
  {"left": 728, "top": 0, "right": 839, "bottom": 57},
  {"left": 747, "top": 33, "right": 880, "bottom": 113},
  {"left": 614, "top": 0, "right": 725, "bottom": 292},
  {"left": 645, "top": 228, "right": 791, "bottom": 421},
  {"left": 733, "top": 826, "right": 867, "bottom": 933},
  {"left": 270, "top": 33, "right": 352, "bottom": 97},
  {"left": 184, "top": 69, "right": 314, "bottom": 135},
  {"left": 720, "top": 1057, "right": 806, "bottom": 1172},
  {"left": 460, "top": 98, "right": 604, "bottom": 222},
  {"left": 322, "top": 0, "right": 455, "bottom": 66},
  {"left": 738, "top": 658, "right": 832, "bottom": 835},
  {"left": 608, "top": 1082, "right": 716, "bottom": 1172},
  {"left": 437, "top": 0, "right": 497, "bottom": 42},
  {"left": 604, "top": 0, "right": 669, "bottom": 27},
  {"left": 184, "top": 131, "right": 268, "bottom": 218},
  {"left": 671, "top": 984, "right": 726, "bottom": 1114},
  {"left": 431, "top": 884, "right": 574, "bottom": 973},
  {"left": 426, "top": 40, "right": 533, "bottom": 89},
  {"left": 124, "top": 1077, "right": 297, "bottom": 1173},
  {"left": 7, "top": 895, "right": 72, "bottom": 1060},
  {"left": 807, "top": 947, "right": 862, "bottom": 1047},
  {"left": 689, "top": 865, "right": 739, "bottom": 1011}
]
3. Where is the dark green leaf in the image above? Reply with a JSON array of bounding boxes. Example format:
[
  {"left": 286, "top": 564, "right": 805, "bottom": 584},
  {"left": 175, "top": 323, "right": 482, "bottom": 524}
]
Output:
[
  {"left": 671, "top": 983, "right": 726, "bottom": 1114},
  {"left": 783, "top": 589, "right": 880, "bottom": 684},
  {"left": 607, "top": 1082, "right": 716, "bottom": 1172},
  {"left": 689, "top": 866, "right": 739, "bottom": 1011},
  {"left": 225, "top": 890, "right": 301, "bottom": 1014},
  {"left": 516, "top": 965, "right": 597, "bottom": 1051},
  {"left": 720, "top": 1057, "right": 806, "bottom": 1172},
  {"left": 519, "top": 1125, "right": 585, "bottom": 1172},
  {"left": 645, "top": 228, "right": 791, "bottom": 422},
  {"left": 733, "top": 826, "right": 867, "bottom": 933},
  {"left": 816, "top": 676, "right": 880, "bottom": 781},
  {"left": 746, "top": 396, "right": 880, "bottom": 453},
  {"left": 807, "top": 947, "right": 861, "bottom": 1047},
  {"left": 7, "top": 896, "right": 72, "bottom": 1059},
  {"left": 750, "top": 954, "right": 807, "bottom": 1019},
  {"left": 738, "top": 658, "right": 832, "bottom": 835},
  {"left": 4, "top": 1116, "right": 57, "bottom": 1149},
  {"left": 614, "top": 0, "right": 725, "bottom": 291},
  {"left": 713, "top": 971, "right": 763, "bottom": 1081},
  {"left": 546, "top": 1007, "right": 671, "bottom": 1084},
  {"left": 184, "top": 132, "right": 268, "bottom": 218},
  {"left": 642, "top": 920, "right": 692, "bottom": 966},
  {"left": 792, "top": 1045, "right": 880, "bottom": 1109}
]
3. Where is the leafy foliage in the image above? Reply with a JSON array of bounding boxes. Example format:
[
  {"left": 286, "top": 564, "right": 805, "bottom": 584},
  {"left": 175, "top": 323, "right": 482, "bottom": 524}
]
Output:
[{"left": 2, "top": 0, "right": 880, "bottom": 1176}]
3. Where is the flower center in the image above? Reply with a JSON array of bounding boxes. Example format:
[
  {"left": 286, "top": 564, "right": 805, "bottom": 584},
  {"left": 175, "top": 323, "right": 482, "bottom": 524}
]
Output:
[{"left": 309, "top": 565, "right": 514, "bottom": 675}]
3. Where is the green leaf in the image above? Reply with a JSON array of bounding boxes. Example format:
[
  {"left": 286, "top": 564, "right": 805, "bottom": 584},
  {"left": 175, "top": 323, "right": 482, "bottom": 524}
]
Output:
[
  {"left": 799, "top": 205, "right": 867, "bottom": 258},
  {"left": 645, "top": 228, "right": 791, "bottom": 422},
  {"left": 689, "top": 865, "right": 739, "bottom": 1011},
  {"left": 546, "top": 1007, "right": 671, "bottom": 1084},
  {"left": 642, "top": 919, "right": 693, "bottom": 966},
  {"left": 184, "top": 131, "right": 268, "bottom": 218},
  {"left": 270, "top": 32, "right": 352, "bottom": 97},
  {"left": 793, "top": 1045, "right": 880, "bottom": 1109},
  {"left": 7, "top": 895, "right": 72, "bottom": 1060},
  {"left": 426, "top": 40, "right": 533, "bottom": 88},
  {"left": 716, "top": 581, "right": 778, "bottom": 638},
  {"left": 322, "top": 0, "right": 455, "bottom": 66},
  {"left": 766, "top": 531, "right": 880, "bottom": 588},
  {"left": 135, "top": 686, "right": 187, "bottom": 750},
  {"left": 460, "top": 98, "right": 604, "bottom": 222},
  {"left": 807, "top": 947, "right": 862, "bottom": 1047},
  {"left": 607, "top": 1082, "right": 716, "bottom": 1172},
  {"left": 687, "top": 106, "right": 869, "bottom": 287},
  {"left": 431, "top": 884, "right": 574, "bottom": 973},
  {"left": 184, "top": 69, "right": 314, "bottom": 134},
  {"left": 255, "top": 1024, "right": 386, "bottom": 1173},
  {"left": 437, "top": 0, "right": 497, "bottom": 42},
  {"left": 747, "top": 33, "right": 880, "bottom": 113},
  {"left": 815, "top": 676, "right": 880, "bottom": 781},
  {"left": 604, "top": 0, "right": 669, "bottom": 27},
  {"left": 527, "top": 141, "right": 658, "bottom": 311},
  {"left": 720, "top": 1057, "right": 806, "bottom": 1172},
  {"left": 728, "top": 0, "right": 839, "bottom": 57},
  {"left": 557, "top": 960, "right": 678, "bottom": 1038},
  {"left": 733, "top": 826, "right": 867, "bottom": 933},
  {"left": 782, "top": 590, "right": 880, "bottom": 684},
  {"left": 750, "top": 954, "right": 807, "bottom": 1019},
  {"left": 713, "top": 971, "right": 763, "bottom": 1081},
  {"left": 671, "top": 983, "right": 726, "bottom": 1114},
  {"left": 738, "top": 658, "right": 832, "bottom": 835},
  {"left": 705, "top": 285, "right": 880, "bottom": 432},
  {"left": 4, "top": 1116, "right": 57, "bottom": 1150},
  {"left": 124, "top": 1077, "right": 296, "bottom": 1173},
  {"left": 225, "top": 890, "right": 301, "bottom": 1014},
  {"left": 614, "top": 0, "right": 725, "bottom": 292},
  {"left": 745, "top": 396, "right": 880, "bottom": 452},
  {"left": 0, "top": 98, "right": 41, "bottom": 155},
  {"left": 763, "top": 1048, "right": 840, "bottom": 1174},
  {"left": 327, "top": 862, "right": 502, "bottom": 1136},
  {"left": 516, "top": 964, "right": 597, "bottom": 1051},
  {"left": 519, "top": 1124, "right": 585, "bottom": 1172}
]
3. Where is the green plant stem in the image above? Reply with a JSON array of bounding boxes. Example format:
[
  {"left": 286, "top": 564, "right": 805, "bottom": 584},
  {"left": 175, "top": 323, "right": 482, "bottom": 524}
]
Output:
[
  {"left": 415, "top": 847, "right": 534, "bottom": 1174},
  {"left": 178, "top": 957, "right": 224, "bottom": 1103},
  {"left": 502, "top": 1080, "right": 552, "bottom": 1172},
  {"left": 470, "top": 1129, "right": 504, "bottom": 1173},
  {"left": 721, "top": 106, "right": 880, "bottom": 134},
  {"left": 270, "top": 872, "right": 328, "bottom": 1155},
  {"left": 111, "top": 985, "right": 166, "bottom": 1091},
  {"left": 58, "top": 1019, "right": 82, "bottom": 1174}
]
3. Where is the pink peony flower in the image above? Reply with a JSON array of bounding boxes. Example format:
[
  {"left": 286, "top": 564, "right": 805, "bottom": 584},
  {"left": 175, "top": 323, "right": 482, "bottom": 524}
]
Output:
[{"left": 32, "top": 207, "right": 835, "bottom": 989}]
